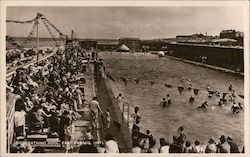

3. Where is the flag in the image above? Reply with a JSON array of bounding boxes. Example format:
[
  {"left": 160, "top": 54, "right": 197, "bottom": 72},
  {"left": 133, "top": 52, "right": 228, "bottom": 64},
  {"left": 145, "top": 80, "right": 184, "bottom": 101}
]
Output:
[
  {"left": 164, "top": 84, "right": 172, "bottom": 88},
  {"left": 238, "top": 94, "right": 244, "bottom": 99},
  {"left": 121, "top": 77, "right": 127, "bottom": 89},
  {"left": 178, "top": 86, "right": 184, "bottom": 95},
  {"left": 193, "top": 89, "right": 199, "bottom": 95},
  {"left": 208, "top": 91, "right": 215, "bottom": 95},
  {"left": 106, "top": 73, "right": 115, "bottom": 82},
  {"left": 149, "top": 81, "right": 155, "bottom": 86},
  {"left": 134, "top": 78, "right": 140, "bottom": 85}
]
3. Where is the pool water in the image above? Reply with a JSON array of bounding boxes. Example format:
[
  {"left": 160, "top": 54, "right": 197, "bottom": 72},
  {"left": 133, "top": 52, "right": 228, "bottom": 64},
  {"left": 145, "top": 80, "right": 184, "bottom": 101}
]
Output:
[{"left": 100, "top": 52, "right": 244, "bottom": 148}]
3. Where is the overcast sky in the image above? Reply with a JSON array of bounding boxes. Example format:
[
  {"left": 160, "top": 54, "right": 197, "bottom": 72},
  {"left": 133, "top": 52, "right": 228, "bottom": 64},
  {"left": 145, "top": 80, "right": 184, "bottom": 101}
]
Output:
[{"left": 6, "top": 6, "right": 244, "bottom": 39}]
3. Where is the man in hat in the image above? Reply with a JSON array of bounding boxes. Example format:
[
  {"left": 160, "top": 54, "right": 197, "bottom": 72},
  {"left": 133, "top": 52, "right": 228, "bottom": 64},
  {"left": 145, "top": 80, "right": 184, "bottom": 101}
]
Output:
[
  {"left": 205, "top": 137, "right": 217, "bottom": 153},
  {"left": 217, "top": 135, "right": 230, "bottom": 153},
  {"left": 199, "top": 100, "right": 208, "bottom": 109},
  {"left": 227, "top": 136, "right": 240, "bottom": 153}
]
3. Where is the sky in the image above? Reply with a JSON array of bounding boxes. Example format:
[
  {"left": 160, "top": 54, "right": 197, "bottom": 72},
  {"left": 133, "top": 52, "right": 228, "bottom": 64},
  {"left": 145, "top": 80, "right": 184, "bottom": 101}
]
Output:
[{"left": 6, "top": 6, "right": 244, "bottom": 39}]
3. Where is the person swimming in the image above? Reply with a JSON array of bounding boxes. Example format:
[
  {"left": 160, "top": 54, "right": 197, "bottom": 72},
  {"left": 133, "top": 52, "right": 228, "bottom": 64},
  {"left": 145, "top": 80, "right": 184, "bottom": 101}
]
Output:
[
  {"left": 189, "top": 95, "right": 194, "bottom": 103},
  {"left": 166, "top": 94, "right": 172, "bottom": 105},
  {"left": 218, "top": 99, "right": 224, "bottom": 106},
  {"left": 160, "top": 98, "right": 167, "bottom": 108},
  {"left": 198, "top": 101, "right": 208, "bottom": 109},
  {"left": 231, "top": 103, "right": 243, "bottom": 114}
]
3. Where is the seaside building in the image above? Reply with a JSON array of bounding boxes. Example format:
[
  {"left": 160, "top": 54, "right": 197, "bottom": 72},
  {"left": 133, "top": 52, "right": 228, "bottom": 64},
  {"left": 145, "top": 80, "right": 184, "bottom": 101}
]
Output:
[{"left": 118, "top": 37, "right": 140, "bottom": 51}]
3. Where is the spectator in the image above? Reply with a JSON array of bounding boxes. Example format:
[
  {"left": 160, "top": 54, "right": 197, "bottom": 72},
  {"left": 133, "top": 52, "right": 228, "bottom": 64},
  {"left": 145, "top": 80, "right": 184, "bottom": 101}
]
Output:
[
  {"left": 105, "top": 108, "right": 111, "bottom": 132},
  {"left": 205, "top": 137, "right": 217, "bottom": 153},
  {"left": 90, "top": 96, "right": 103, "bottom": 128},
  {"left": 49, "top": 110, "right": 61, "bottom": 136},
  {"left": 14, "top": 105, "right": 26, "bottom": 137},
  {"left": 159, "top": 138, "right": 170, "bottom": 153},
  {"left": 177, "top": 126, "right": 186, "bottom": 143},
  {"left": 104, "top": 134, "right": 119, "bottom": 153},
  {"left": 131, "top": 139, "right": 141, "bottom": 153},
  {"left": 192, "top": 140, "right": 203, "bottom": 153},
  {"left": 169, "top": 135, "right": 183, "bottom": 153},
  {"left": 132, "top": 118, "right": 140, "bottom": 145},
  {"left": 79, "top": 141, "right": 98, "bottom": 153},
  {"left": 227, "top": 136, "right": 240, "bottom": 153},
  {"left": 217, "top": 135, "right": 230, "bottom": 153},
  {"left": 148, "top": 136, "right": 158, "bottom": 153},
  {"left": 28, "top": 106, "right": 44, "bottom": 133},
  {"left": 131, "top": 106, "right": 141, "bottom": 124},
  {"left": 184, "top": 141, "right": 193, "bottom": 153},
  {"left": 84, "top": 128, "right": 94, "bottom": 141},
  {"left": 59, "top": 110, "right": 70, "bottom": 146}
]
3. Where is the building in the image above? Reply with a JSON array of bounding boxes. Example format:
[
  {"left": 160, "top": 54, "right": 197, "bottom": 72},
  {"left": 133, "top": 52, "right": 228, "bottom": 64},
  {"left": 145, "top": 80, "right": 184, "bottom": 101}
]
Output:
[
  {"left": 220, "top": 30, "right": 243, "bottom": 45},
  {"left": 118, "top": 37, "right": 140, "bottom": 51},
  {"left": 96, "top": 39, "right": 119, "bottom": 51},
  {"left": 79, "top": 39, "right": 97, "bottom": 50},
  {"left": 140, "top": 39, "right": 169, "bottom": 51}
]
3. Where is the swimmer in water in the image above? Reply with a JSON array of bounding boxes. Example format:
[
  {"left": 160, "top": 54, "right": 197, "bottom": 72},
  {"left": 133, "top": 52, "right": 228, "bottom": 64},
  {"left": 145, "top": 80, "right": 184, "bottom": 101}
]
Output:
[
  {"left": 189, "top": 95, "right": 194, "bottom": 103},
  {"left": 198, "top": 101, "right": 208, "bottom": 109},
  {"left": 218, "top": 99, "right": 224, "bottom": 106},
  {"left": 215, "top": 91, "right": 220, "bottom": 97},
  {"left": 166, "top": 94, "right": 172, "bottom": 105},
  {"left": 228, "top": 84, "right": 233, "bottom": 91},
  {"left": 206, "top": 85, "right": 211, "bottom": 90},
  {"left": 160, "top": 98, "right": 167, "bottom": 108},
  {"left": 231, "top": 103, "right": 244, "bottom": 114}
]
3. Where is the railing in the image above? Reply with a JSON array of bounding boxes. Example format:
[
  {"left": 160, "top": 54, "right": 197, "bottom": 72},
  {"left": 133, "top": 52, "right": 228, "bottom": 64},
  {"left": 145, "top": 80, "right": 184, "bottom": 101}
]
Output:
[{"left": 6, "top": 51, "right": 56, "bottom": 80}]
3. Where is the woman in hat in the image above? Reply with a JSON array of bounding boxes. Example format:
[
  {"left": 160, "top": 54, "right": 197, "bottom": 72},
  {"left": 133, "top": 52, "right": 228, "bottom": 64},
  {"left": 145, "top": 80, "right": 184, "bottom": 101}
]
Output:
[
  {"left": 217, "top": 135, "right": 230, "bottom": 153},
  {"left": 205, "top": 137, "right": 217, "bottom": 153}
]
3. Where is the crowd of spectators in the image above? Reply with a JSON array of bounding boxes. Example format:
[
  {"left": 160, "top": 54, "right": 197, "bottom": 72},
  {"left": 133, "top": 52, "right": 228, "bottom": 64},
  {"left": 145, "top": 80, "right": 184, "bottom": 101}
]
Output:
[
  {"left": 130, "top": 106, "right": 244, "bottom": 153},
  {"left": 8, "top": 47, "right": 93, "bottom": 153}
]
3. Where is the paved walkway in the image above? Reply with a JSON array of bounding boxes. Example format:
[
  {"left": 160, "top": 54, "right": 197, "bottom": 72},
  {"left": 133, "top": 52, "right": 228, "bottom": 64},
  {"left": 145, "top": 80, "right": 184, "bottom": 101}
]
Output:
[{"left": 95, "top": 70, "right": 132, "bottom": 153}]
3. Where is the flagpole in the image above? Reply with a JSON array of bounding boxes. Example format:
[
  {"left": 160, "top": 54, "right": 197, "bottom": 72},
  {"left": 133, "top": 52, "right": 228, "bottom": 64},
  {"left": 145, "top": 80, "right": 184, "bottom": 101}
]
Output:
[{"left": 36, "top": 14, "right": 39, "bottom": 64}]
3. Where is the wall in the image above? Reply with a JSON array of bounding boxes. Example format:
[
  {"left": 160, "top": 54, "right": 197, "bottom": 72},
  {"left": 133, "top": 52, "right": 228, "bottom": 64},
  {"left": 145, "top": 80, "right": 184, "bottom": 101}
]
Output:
[
  {"left": 168, "top": 44, "right": 244, "bottom": 72},
  {"left": 94, "top": 62, "right": 132, "bottom": 152}
]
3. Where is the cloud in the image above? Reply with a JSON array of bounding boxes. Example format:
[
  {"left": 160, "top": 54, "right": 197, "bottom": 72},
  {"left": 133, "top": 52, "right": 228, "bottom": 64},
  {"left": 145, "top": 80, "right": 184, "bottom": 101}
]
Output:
[{"left": 6, "top": 6, "right": 244, "bottom": 39}]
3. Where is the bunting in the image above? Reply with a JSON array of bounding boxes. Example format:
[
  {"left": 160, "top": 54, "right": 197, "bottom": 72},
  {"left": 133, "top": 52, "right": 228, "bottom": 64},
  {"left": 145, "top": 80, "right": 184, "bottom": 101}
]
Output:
[
  {"left": 193, "top": 89, "right": 199, "bottom": 95},
  {"left": 208, "top": 91, "right": 215, "bottom": 95},
  {"left": 238, "top": 94, "right": 244, "bottom": 99},
  {"left": 42, "top": 16, "right": 64, "bottom": 36},
  {"left": 121, "top": 77, "right": 127, "bottom": 89},
  {"left": 149, "top": 81, "right": 155, "bottom": 86},
  {"left": 41, "top": 18, "right": 59, "bottom": 46},
  {"left": 106, "top": 73, "right": 115, "bottom": 82},
  {"left": 134, "top": 78, "right": 140, "bottom": 85},
  {"left": 164, "top": 84, "right": 173, "bottom": 88},
  {"left": 6, "top": 13, "right": 43, "bottom": 24},
  {"left": 178, "top": 86, "right": 184, "bottom": 95}
]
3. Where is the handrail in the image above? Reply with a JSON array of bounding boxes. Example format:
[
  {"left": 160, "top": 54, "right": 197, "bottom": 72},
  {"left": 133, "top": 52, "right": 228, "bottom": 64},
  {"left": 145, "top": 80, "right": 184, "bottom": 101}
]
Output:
[{"left": 6, "top": 51, "right": 56, "bottom": 80}]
